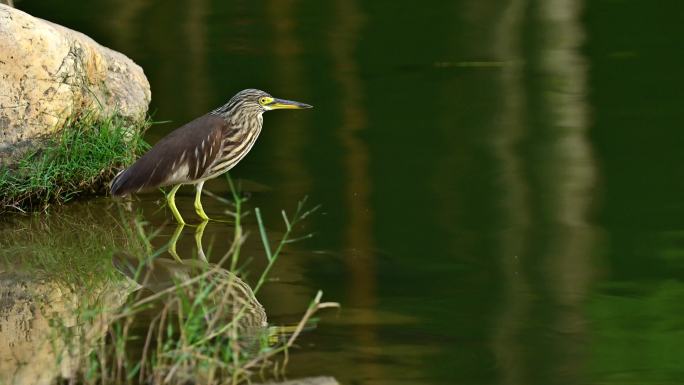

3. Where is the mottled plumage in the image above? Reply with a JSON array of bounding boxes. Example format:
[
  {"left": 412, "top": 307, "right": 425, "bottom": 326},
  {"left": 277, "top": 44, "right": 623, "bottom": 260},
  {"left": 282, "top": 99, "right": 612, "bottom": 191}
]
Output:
[
  {"left": 110, "top": 88, "right": 312, "bottom": 224},
  {"left": 111, "top": 114, "right": 226, "bottom": 195}
]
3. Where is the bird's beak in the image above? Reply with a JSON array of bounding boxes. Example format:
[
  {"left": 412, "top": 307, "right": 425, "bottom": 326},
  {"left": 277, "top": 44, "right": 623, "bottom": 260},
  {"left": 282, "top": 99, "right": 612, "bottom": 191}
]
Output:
[{"left": 268, "top": 98, "right": 313, "bottom": 110}]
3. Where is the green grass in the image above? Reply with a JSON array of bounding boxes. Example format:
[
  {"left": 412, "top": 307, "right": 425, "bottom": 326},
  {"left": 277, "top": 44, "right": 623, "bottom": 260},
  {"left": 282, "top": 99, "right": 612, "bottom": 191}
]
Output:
[{"left": 0, "top": 111, "right": 149, "bottom": 213}]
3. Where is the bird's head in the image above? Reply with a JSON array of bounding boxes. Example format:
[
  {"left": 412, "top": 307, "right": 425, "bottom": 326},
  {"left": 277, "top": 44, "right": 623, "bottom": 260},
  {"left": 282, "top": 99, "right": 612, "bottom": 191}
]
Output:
[{"left": 220, "top": 89, "right": 312, "bottom": 116}]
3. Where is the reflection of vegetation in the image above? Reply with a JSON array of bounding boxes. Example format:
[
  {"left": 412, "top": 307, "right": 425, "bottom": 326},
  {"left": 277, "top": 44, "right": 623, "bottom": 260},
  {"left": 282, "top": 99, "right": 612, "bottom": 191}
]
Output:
[
  {"left": 0, "top": 178, "right": 336, "bottom": 384},
  {"left": 86, "top": 183, "right": 336, "bottom": 384},
  {"left": 0, "top": 201, "right": 145, "bottom": 288},
  {"left": 0, "top": 202, "right": 144, "bottom": 385},
  {"left": 0, "top": 112, "right": 149, "bottom": 213}
]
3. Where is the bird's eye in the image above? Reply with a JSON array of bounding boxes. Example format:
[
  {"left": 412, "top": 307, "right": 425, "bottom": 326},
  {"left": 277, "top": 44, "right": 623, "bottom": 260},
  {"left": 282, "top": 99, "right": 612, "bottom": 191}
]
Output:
[{"left": 259, "top": 97, "right": 270, "bottom": 105}]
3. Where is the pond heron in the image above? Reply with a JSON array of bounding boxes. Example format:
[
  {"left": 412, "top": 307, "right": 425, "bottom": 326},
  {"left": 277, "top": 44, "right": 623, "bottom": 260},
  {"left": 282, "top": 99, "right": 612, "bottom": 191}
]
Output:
[{"left": 110, "top": 89, "right": 312, "bottom": 223}]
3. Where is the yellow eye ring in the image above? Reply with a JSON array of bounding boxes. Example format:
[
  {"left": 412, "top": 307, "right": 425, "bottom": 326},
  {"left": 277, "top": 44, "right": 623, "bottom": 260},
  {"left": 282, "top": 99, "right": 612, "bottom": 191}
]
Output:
[{"left": 259, "top": 97, "right": 271, "bottom": 105}]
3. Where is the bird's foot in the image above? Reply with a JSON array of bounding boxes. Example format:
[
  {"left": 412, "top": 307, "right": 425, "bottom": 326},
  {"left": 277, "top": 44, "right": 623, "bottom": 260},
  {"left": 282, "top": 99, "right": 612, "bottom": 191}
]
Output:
[{"left": 194, "top": 202, "right": 211, "bottom": 221}]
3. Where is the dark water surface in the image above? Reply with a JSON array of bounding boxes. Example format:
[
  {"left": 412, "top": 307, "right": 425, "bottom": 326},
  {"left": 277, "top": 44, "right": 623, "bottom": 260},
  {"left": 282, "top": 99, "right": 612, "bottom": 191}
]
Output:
[{"left": 11, "top": 0, "right": 684, "bottom": 384}]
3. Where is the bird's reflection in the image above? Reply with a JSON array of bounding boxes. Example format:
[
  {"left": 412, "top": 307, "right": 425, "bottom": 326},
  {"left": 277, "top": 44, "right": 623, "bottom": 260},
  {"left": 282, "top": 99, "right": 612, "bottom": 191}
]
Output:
[
  {"left": 112, "top": 249, "right": 268, "bottom": 340},
  {"left": 113, "top": 218, "right": 307, "bottom": 345},
  {"left": 167, "top": 220, "right": 209, "bottom": 262},
  {"left": 138, "top": 213, "right": 321, "bottom": 345}
]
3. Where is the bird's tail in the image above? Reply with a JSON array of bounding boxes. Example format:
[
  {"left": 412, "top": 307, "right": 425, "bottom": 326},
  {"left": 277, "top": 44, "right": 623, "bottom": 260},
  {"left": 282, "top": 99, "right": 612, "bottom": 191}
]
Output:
[{"left": 110, "top": 168, "right": 131, "bottom": 196}]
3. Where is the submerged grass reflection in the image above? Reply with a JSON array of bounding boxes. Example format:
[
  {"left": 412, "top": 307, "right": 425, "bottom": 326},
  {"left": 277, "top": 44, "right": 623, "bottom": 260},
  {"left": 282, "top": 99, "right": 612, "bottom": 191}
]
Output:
[
  {"left": 0, "top": 202, "right": 145, "bottom": 288},
  {"left": 0, "top": 177, "right": 337, "bottom": 385},
  {"left": 98, "top": 182, "right": 337, "bottom": 384},
  {"left": 0, "top": 202, "right": 143, "bottom": 385}
]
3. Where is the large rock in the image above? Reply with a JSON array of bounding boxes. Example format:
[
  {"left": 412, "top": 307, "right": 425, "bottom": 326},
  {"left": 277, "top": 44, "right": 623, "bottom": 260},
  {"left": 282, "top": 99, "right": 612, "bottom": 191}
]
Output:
[{"left": 0, "top": 4, "right": 150, "bottom": 162}]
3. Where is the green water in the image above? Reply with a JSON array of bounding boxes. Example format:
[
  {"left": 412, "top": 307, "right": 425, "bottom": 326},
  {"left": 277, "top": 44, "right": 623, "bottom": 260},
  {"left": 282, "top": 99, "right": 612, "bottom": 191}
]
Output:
[{"left": 9, "top": 0, "right": 684, "bottom": 384}]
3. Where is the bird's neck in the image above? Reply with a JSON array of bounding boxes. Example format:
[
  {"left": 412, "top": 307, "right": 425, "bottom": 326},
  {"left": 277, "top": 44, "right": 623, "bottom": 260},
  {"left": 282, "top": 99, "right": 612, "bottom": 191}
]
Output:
[{"left": 228, "top": 111, "right": 263, "bottom": 133}]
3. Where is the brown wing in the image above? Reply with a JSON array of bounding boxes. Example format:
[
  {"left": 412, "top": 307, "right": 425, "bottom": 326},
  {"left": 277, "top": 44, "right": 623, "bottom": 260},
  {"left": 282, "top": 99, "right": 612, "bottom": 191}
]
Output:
[{"left": 111, "top": 114, "right": 225, "bottom": 195}]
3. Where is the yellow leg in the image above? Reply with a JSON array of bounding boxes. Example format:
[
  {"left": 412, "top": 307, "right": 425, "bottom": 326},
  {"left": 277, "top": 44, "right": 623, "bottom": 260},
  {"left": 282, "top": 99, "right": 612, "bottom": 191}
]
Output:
[
  {"left": 167, "top": 184, "right": 185, "bottom": 225},
  {"left": 194, "top": 180, "right": 210, "bottom": 221},
  {"left": 194, "top": 220, "right": 208, "bottom": 262},
  {"left": 168, "top": 222, "right": 185, "bottom": 262}
]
